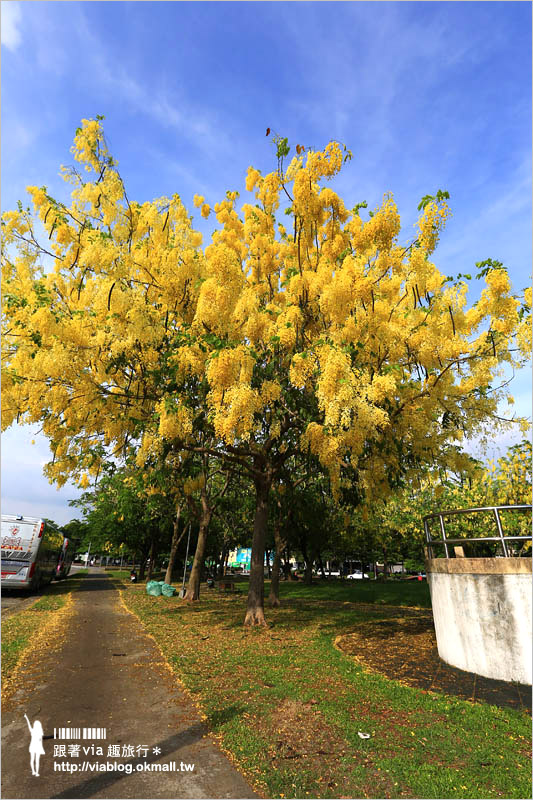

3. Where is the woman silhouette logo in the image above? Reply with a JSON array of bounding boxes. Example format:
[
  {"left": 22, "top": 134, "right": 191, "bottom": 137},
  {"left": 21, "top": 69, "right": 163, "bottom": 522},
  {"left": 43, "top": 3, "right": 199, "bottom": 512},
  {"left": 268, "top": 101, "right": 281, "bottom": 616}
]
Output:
[{"left": 24, "top": 715, "right": 45, "bottom": 776}]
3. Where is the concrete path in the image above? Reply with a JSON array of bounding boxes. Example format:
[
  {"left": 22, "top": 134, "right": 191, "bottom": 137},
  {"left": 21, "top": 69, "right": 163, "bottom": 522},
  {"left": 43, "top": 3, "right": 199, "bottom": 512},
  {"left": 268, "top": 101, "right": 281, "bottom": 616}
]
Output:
[{"left": 1, "top": 570, "right": 258, "bottom": 799}]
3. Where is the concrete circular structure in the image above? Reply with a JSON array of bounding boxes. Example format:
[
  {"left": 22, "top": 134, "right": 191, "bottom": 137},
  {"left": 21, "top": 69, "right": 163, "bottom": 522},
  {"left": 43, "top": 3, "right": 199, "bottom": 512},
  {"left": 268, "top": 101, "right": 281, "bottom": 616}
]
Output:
[{"left": 426, "top": 557, "right": 532, "bottom": 685}]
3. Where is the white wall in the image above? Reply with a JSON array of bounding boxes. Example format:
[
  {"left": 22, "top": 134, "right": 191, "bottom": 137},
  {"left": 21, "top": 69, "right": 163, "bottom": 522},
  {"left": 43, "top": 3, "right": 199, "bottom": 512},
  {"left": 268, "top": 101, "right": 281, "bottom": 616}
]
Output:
[{"left": 428, "top": 561, "right": 532, "bottom": 685}]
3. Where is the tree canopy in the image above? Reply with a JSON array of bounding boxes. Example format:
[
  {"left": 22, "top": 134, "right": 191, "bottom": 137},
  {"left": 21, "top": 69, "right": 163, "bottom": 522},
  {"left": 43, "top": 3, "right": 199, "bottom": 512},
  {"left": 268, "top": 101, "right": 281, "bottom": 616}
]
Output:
[{"left": 2, "top": 118, "right": 530, "bottom": 623}]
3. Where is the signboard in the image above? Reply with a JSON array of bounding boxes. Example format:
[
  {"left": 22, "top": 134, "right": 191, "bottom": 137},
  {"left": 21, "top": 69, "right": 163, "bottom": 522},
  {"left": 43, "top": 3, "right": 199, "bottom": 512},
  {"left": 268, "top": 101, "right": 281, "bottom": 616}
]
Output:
[
  {"left": 234, "top": 548, "right": 251, "bottom": 569},
  {"left": 229, "top": 548, "right": 274, "bottom": 568}
]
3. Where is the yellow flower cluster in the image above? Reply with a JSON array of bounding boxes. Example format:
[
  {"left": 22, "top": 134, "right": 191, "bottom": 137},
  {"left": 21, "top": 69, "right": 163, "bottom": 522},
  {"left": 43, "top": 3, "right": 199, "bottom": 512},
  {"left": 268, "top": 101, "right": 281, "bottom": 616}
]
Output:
[
  {"left": 245, "top": 167, "right": 262, "bottom": 193},
  {"left": 183, "top": 475, "right": 205, "bottom": 496},
  {"left": 260, "top": 380, "right": 282, "bottom": 406},
  {"left": 2, "top": 118, "right": 530, "bottom": 505},
  {"left": 485, "top": 268, "right": 510, "bottom": 296},
  {"left": 290, "top": 353, "right": 316, "bottom": 388},
  {"left": 157, "top": 399, "right": 193, "bottom": 441},
  {"left": 417, "top": 200, "right": 451, "bottom": 254},
  {"left": 210, "top": 383, "right": 261, "bottom": 443},
  {"left": 71, "top": 118, "right": 107, "bottom": 173},
  {"left": 305, "top": 142, "right": 344, "bottom": 180}
]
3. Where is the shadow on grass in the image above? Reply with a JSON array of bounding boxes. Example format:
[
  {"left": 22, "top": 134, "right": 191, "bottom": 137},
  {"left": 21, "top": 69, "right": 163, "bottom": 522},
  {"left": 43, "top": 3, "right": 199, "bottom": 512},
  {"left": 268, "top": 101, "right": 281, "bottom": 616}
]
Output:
[
  {"left": 208, "top": 703, "right": 248, "bottom": 727},
  {"left": 139, "top": 590, "right": 417, "bottom": 641},
  {"left": 337, "top": 616, "right": 532, "bottom": 714},
  {"left": 275, "top": 578, "right": 432, "bottom": 608}
]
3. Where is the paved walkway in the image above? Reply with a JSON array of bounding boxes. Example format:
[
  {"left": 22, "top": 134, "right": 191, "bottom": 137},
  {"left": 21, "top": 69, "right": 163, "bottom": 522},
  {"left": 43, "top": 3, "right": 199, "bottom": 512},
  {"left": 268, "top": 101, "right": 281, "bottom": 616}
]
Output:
[{"left": 1, "top": 570, "right": 257, "bottom": 799}]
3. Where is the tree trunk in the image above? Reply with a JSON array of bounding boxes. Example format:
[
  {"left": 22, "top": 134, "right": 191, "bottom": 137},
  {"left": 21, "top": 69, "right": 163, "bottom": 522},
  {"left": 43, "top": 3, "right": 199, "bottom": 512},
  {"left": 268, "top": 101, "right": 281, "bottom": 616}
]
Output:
[
  {"left": 318, "top": 554, "right": 327, "bottom": 579},
  {"left": 164, "top": 506, "right": 184, "bottom": 585},
  {"left": 185, "top": 491, "right": 212, "bottom": 602},
  {"left": 283, "top": 548, "right": 292, "bottom": 579},
  {"left": 139, "top": 556, "right": 147, "bottom": 581},
  {"left": 300, "top": 535, "right": 313, "bottom": 585},
  {"left": 244, "top": 473, "right": 271, "bottom": 626},
  {"left": 217, "top": 543, "right": 227, "bottom": 578},
  {"left": 268, "top": 519, "right": 285, "bottom": 607},
  {"left": 146, "top": 533, "right": 158, "bottom": 581},
  {"left": 382, "top": 548, "right": 388, "bottom": 580}
]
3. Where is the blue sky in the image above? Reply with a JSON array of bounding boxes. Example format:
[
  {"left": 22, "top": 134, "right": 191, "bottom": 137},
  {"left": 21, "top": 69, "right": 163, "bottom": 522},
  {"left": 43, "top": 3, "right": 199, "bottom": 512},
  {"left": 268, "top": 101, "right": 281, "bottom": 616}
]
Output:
[{"left": 1, "top": 1, "right": 531, "bottom": 524}]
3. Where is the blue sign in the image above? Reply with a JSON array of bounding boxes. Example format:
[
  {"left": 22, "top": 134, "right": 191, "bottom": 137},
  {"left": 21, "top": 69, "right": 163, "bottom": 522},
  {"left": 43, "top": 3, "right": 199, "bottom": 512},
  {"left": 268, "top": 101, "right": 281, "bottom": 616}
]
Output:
[{"left": 236, "top": 548, "right": 251, "bottom": 565}]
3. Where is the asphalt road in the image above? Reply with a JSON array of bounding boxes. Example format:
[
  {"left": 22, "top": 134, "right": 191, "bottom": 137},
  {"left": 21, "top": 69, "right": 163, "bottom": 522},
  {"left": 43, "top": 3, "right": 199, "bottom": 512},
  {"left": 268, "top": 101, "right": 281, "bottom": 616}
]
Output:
[{"left": 1, "top": 566, "right": 87, "bottom": 618}]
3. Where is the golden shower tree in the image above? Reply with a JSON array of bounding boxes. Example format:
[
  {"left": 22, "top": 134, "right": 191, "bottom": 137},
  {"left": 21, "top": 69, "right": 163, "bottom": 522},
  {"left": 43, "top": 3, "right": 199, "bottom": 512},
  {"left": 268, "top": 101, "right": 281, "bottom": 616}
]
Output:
[{"left": 2, "top": 118, "right": 530, "bottom": 624}]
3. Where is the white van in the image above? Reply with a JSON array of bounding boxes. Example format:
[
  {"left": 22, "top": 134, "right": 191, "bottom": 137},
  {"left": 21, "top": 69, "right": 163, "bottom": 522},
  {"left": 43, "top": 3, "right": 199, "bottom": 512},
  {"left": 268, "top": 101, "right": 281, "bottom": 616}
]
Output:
[{"left": 1, "top": 515, "right": 64, "bottom": 590}]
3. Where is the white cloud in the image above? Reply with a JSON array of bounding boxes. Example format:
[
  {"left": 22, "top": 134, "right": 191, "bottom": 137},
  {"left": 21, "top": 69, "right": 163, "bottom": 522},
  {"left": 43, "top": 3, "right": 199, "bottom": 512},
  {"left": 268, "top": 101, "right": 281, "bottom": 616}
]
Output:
[
  {"left": 1, "top": 117, "right": 36, "bottom": 157},
  {"left": 1, "top": 1, "right": 22, "bottom": 51},
  {"left": 1, "top": 427, "right": 82, "bottom": 526},
  {"left": 70, "top": 7, "right": 232, "bottom": 160}
]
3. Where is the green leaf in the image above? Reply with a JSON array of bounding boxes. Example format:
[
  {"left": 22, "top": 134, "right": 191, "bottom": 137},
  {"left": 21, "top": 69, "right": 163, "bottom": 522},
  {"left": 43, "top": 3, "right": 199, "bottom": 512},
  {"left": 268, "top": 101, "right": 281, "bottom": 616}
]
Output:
[
  {"left": 276, "top": 137, "right": 290, "bottom": 159},
  {"left": 417, "top": 194, "right": 434, "bottom": 212},
  {"left": 475, "top": 258, "right": 505, "bottom": 280},
  {"left": 418, "top": 190, "right": 449, "bottom": 212},
  {"left": 352, "top": 201, "right": 367, "bottom": 217}
]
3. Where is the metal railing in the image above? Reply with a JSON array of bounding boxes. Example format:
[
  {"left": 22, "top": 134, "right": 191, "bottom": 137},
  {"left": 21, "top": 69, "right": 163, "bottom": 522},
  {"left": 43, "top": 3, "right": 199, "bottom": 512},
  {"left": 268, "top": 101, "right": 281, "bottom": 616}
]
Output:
[{"left": 423, "top": 505, "right": 532, "bottom": 559}]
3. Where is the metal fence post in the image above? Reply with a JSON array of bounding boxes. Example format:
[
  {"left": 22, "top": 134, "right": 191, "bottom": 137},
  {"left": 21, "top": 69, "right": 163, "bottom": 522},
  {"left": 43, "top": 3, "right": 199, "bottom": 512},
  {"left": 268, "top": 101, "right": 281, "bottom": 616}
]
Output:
[
  {"left": 424, "top": 518, "right": 432, "bottom": 559},
  {"left": 438, "top": 514, "right": 449, "bottom": 558},
  {"left": 422, "top": 505, "right": 531, "bottom": 558},
  {"left": 493, "top": 507, "right": 509, "bottom": 557}
]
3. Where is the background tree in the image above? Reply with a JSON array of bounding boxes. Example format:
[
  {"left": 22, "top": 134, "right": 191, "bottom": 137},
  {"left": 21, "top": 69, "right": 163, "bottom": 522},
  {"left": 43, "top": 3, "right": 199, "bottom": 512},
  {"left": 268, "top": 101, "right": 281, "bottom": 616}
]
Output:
[
  {"left": 349, "top": 441, "right": 532, "bottom": 566},
  {"left": 72, "top": 459, "right": 177, "bottom": 578}
]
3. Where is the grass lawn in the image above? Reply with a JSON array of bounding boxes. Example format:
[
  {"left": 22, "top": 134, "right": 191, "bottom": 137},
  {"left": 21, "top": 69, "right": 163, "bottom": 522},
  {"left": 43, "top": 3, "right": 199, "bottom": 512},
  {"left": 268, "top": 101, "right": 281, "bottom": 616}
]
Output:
[
  {"left": 1, "top": 570, "right": 87, "bottom": 692},
  {"left": 272, "top": 577, "right": 431, "bottom": 608},
  {"left": 121, "top": 579, "right": 531, "bottom": 799},
  {"left": 105, "top": 569, "right": 133, "bottom": 580}
]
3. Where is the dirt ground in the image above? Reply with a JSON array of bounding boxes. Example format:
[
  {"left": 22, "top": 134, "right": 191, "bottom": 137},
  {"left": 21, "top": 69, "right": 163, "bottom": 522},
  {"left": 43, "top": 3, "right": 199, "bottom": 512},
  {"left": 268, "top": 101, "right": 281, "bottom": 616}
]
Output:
[{"left": 335, "top": 612, "right": 532, "bottom": 714}]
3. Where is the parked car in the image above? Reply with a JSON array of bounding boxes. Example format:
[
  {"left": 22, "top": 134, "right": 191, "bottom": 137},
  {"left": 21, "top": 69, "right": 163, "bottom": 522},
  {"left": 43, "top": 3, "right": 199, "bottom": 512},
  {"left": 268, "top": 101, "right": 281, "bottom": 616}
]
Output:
[{"left": 346, "top": 571, "right": 369, "bottom": 580}]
